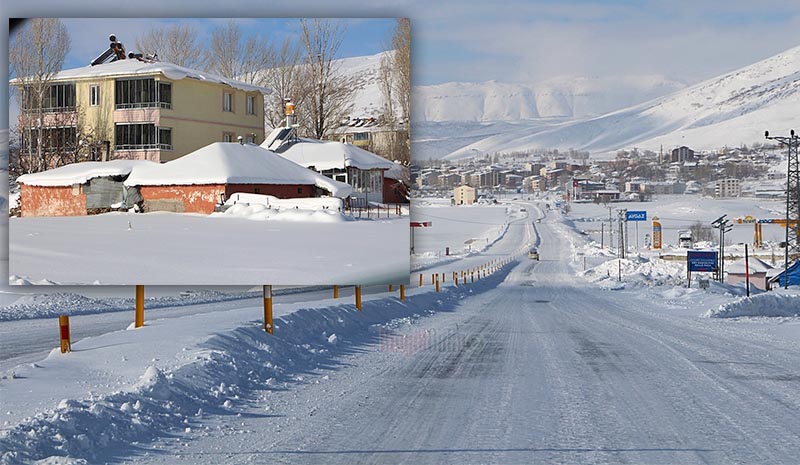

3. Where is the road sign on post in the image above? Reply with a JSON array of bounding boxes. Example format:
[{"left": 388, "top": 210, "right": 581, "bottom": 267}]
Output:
[
  {"left": 687, "top": 250, "right": 718, "bottom": 272},
  {"left": 626, "top": 211, "right": 647, "bottom": 221}
]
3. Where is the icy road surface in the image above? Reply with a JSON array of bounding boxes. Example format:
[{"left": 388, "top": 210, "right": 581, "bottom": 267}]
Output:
[{"left": 128, "top": 204, "right": 800, "bottom": 465}]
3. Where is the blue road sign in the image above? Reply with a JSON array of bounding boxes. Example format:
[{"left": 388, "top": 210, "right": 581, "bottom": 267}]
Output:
[
  {"left": 626, "top": 211, "right": 647, "bottom": 221},
  {"left": 687, "top": 250, "right": 718, "bottom": 272}
]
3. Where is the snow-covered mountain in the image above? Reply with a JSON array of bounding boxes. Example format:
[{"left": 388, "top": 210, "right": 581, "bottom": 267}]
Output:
[
  {"left": 442, "top": 45, "right": 800, "bottom": 159},
  {"left": 412, "top": 76, "right": 687, "bottom": 122},
  {"left": 335, "top": 52, "right": 392, "bottom": 119}
]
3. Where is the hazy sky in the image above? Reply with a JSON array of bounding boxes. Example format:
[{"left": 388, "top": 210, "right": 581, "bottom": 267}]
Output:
[{"left": 4, "top": 0, "right": 800, "bottom": 129}]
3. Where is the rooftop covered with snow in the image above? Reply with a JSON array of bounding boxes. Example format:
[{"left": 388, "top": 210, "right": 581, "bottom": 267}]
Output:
[
  {"left": 123, "top": 142, "right": 353, "bottom": 198},
  {"left": 270, "top": 139, "right": 395, "bottom": 172},
  {"left": 16, "top": 160, "right": 155, "bottom": 187},
  {"left": 11, "top": 59, "right": 270, "bottom": 95}
]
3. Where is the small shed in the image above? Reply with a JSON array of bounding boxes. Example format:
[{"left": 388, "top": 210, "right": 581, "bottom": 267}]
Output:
[
  {"left": 384, "top": 162, "right": 409, "bottom": 204},
  {"left": 124, "top": 142, "right": 353, "bottom": 214},
  {"left": 726, "top": 257, "right": 775, "bottom": 291},
  {"left": 16, "top": 160, "right": 153, "bottom": 216},
  {"left": 266, "top": 136, "right": 395, "bottom": 205}
]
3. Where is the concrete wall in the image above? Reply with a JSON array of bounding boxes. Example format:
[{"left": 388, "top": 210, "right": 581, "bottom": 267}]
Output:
[{"left": 21, "top": 184, "right": 86, "bottom": 217}]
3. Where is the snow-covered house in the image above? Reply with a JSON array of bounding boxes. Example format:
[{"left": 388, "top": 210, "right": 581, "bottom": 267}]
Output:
[
  {"left": 124, "top": 142, "right": 352, "bottom": 214},
  {"left": 262, "top": 128, "right": 396, "bottom": 205},
  {"left": 16, "top": 142, "right": 352, "bottom": 216},
  {"left": 16, "top": 159, "right": 154, "bottom": 217},
  {"left": 10, "top": 59, "right": 269, "bottom": 165},
  {"left": 726, "top": 257, "right": 776, "bottom": 291}
]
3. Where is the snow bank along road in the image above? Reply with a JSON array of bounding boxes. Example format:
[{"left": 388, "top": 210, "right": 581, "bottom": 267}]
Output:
[{"left": 3, "top": 203, "right": 800, "bottom": 464}]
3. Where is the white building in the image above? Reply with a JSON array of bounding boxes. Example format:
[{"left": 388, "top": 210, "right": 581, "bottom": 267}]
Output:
[{"left": 715, "top": 178, "right": 741, "bottom": 198}]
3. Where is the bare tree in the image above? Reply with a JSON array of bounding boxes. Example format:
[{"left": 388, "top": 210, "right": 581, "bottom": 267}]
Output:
[
  {"left": 390, "top": 18, "right": 411, "bottom": 125},
  {"left": 208, "top": 20, "right": 274, "bottom": 84},
  {"left": 296, "top": 19, "right": 357, "bottom": 140},
  {"left": 377, "top": 19, "right": 411, "bottom": 164},
  {"left": 262, "top": 37, "right": 303, "bottom": 129},
  {"left": 9, "top": 18, "right": 71, "bottom": 173},
  {"left": 135, "top": 24, "right": 208, "bottom": 69},
  {"left": 690, "top": 221, "right": 714, "bottom": 243}
]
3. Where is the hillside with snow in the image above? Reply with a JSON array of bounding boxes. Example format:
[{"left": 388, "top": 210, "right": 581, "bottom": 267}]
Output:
[
  {"left": 412, "top": 75, "right": 686, "bottom": 122},
  {"left": 442, "top": 45, "right": 800, "bottom": 159}
]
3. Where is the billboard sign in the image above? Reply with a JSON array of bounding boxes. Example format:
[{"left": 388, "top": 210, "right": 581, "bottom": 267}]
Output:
[
  {"left": 626, "top": 211, "right": 647, "bottom": 221},
  {"left": 687, "top": 250, "right": 718, "bottom": 272},
  {"left": 652, "top": 220, "right": 662, "bottom": 249}
]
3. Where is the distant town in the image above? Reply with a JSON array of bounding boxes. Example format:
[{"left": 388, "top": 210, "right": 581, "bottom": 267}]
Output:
[{"left": 412, "top": 144, "right": 786, "bottom": 204}]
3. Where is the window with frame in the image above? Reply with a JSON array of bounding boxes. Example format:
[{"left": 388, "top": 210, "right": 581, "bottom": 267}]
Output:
[
  {"left": 22, "top": 83, "right": 76, "bottom": 112},
  {"left": 353, "top": 132, "right": 370, "bottom": 141},
  {"left": 21, "top": 126, "right": 77, "bottom": 153},
  {"left": 89, "top": 85, "right": 100, "bottom": 106},
  {"left": 115, "top": 78, "right": 172, "bottom": 109},
  {"left": 223, "top": 132, "right": 234, "bottom": 143},
  {"left": 246, "top": 95, "right": 255, "bottom": 115},
  {"left": 223, "top": 92, "right": 233, "bottom": 112},
  {"left": 246, "top": 134, "right": 255, "bottom": 144},
  {"left": 115, "top": 123, "right": 172, "bottom": 150}
]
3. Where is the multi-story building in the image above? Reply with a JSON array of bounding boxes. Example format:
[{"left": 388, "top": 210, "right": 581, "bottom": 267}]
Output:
[
  {"left": 453, "top": 184, "right": 476, "bottom": 205},
  {"left": 715, "top": 178, "right": 741, "bottom": 198},
  {"left": 12, "top": 59, "right": 268, "bottom": 164}
]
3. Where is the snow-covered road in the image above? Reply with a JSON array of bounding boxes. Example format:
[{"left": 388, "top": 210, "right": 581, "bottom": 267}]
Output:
[{"left": 124, "top": 205, "right": 800, "bottom": 465}]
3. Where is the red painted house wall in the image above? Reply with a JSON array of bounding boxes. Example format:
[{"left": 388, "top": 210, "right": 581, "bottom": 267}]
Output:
[
  {"left": 20, "top": 184, "right": 86, "bottom": 217},
  {"left": 140, "top": 183, "right": 316, "bottom": 214}
]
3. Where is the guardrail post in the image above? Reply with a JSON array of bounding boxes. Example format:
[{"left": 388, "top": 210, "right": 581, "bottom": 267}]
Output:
[
  {"left": 400, "top": 284, "right": 405, "bottom": 301},
  {"left": 333, "top": 285, "right": 339, "bottom": 299},
  {"left": 135, "top": 285, "right": 145, "bottom": 328},
  {"left": 59, "top": 315, "right": 71, "bottom": 353},
  {"left": 263, "top": 285, "right": 273, "bottom": 334},
  {"left": 355, "top": 285, "right": 362, "bottom": 310}
]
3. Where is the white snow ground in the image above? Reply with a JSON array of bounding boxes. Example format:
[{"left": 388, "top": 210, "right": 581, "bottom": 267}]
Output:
[
  {"left": 2, "top": 198, "right": 799, "bottom": 465},
  {"left": 9, "top": 211, "right": 408, "bottom": 286}
]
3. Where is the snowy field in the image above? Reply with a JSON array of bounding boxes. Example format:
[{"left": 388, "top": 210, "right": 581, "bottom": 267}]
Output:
[
  {"left": 410, "top": 198, "right": 523, "bottom": 269},
  {"left": 9, "top": 211, "right": 409, "bottom": 286},
  {"left": 562, "top": 193, "right": 786, "bottom": 260}
]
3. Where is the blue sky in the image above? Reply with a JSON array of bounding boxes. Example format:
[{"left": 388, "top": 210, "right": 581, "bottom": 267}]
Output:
[
  {"left": 54, "top": 18, "right": 396, "bottom": 71},
  {"left": 4, "top": 0, "right": 800, "bottom": 130}
]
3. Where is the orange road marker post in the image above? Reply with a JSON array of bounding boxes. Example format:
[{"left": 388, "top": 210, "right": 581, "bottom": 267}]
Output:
[
  {"left": 435, "top": 274, "right": 440, "bottom": 293},
  {"left": 419, "top": 273, "right": 424, "bottom": 287},
  {"left": 400, "top": 284, "right": 406, "bottom": 301},
  {"left": 134, "top": 285, "right": 145, "bottom": 328},
  {"left": 263, "top": 285, "right": 273, "bottom": 334},
  {"left": 355, "top": 285, "right": 362, "bottom": 310},
  {"left": 333, "top": 285, "right": 339, "bottom": 299},
  {"left": 58, "top": 315, "right": 71, "bottom": 353}
]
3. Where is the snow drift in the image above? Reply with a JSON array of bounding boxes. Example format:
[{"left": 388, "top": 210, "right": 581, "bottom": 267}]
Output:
[{"left": 705, "top": 292, "right": 800, "bottom": 318}]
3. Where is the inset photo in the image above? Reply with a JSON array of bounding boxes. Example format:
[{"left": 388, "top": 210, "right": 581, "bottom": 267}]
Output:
[{"left": 8, "top": 18, "right": 410, "bottom": 285}]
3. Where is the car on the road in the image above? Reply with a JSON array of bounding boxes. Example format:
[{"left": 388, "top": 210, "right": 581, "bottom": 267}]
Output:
[
  {"left": 536, "top": 218, "right": 542, "bottom": 223},
  {"left": 528, "top": 248, "right": 540, "bottom": 260}
]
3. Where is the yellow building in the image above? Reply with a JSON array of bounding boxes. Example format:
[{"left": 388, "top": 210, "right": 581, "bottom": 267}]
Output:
[
  {"left": 453, "top": 184, "right": 477, "bottom": 205},
  {"left": 12, "top": 59, "right": 268, "bottom": 163}
]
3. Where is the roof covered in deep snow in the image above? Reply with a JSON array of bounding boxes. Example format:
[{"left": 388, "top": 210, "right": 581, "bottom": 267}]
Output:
[
  {"left": 727, "top": 256, "right": 775, "bottom": 274},
  {"left": 16, "top": 160, "right": 155, "bottom": 187},
  {"left": 266, "top": 138, "right": 395, "bottom": 171},
  {"left": 123, "top": 142, "right": 352, "bottom": 197},
  {"left": 11, "top": 59, "right": 270, "bottom": 94}
]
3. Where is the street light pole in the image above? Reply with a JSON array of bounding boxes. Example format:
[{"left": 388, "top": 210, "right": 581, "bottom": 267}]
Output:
[{"left": 766, "top": 130, "right": 799, "bottom": 289}]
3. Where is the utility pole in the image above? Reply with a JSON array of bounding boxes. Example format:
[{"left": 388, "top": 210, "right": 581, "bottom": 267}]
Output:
[
  {"left": 765, "top": 130, "right": 799, "bottom": 289},
  {"left": 712, "top": 215, "right": 732, "bottom": 282},
  {"left": 617, "top": 209, "right": 627, "bottom": 259}
]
